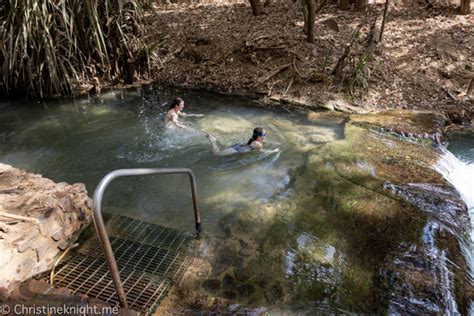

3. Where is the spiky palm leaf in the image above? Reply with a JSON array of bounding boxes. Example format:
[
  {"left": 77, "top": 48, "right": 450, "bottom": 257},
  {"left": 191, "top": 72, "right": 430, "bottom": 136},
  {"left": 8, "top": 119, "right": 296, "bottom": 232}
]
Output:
[{"left": 0, "top": 0, "right": 148, "bottom": 98}]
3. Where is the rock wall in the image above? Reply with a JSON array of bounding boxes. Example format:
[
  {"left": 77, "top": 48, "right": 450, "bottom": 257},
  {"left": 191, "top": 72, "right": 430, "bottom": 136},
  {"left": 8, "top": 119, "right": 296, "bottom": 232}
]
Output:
[{"left": 0, "top": 163, "right": 92, "bottom": 298}]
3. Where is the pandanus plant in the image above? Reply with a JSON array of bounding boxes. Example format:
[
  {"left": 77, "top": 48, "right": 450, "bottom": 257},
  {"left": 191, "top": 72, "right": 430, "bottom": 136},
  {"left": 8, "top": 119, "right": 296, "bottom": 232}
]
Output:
[{"left": 0, "top": 0, "right": 150, "bottom": 99}]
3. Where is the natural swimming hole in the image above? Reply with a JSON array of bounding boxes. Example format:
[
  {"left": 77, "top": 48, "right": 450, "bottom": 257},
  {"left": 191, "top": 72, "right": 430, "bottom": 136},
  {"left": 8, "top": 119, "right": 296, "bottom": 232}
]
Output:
[{"left": 1, "top": 87, "right": 471, "bottom": 313}]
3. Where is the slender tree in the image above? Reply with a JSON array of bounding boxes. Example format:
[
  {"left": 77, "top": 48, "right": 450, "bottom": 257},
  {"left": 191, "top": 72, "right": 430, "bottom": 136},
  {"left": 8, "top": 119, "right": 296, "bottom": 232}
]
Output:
[
  {"left": 460, "top": 0, "right": 470, "bottom": 14},
  {"left": 304, "top": 0, "right": 315, "bottom": 43},
  {"left": 249, "top": 0, "right": 264, "bottom": 15},
  {"left": 379, "top": 0, "right": 389, "bottom": 42}
]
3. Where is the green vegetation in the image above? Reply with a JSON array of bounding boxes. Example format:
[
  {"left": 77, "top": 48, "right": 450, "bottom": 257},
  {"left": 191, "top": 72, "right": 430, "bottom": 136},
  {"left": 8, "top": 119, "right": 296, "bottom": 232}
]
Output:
[{"left": 0, "top": 0, "right": 149, "bottom": 98}]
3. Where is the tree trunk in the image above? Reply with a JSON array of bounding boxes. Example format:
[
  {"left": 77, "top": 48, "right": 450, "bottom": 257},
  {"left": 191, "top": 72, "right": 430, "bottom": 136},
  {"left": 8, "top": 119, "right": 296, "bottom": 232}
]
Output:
[
  {"left": 301, "top": 0, "right": 308, "bottom": 34},
  {"left": 304, "top": 0, "right": 315, "bottom": 43},
  {"left": 339, "top": 0, "right": 350, "bottom": 10},
  {"left": 379, "top": 0, "right": 389, "bottom": 42},
  {"left": 249, "top": 0, "right": 264, "bottom": 15},
  {"left": 460, "top": 0, "right": 470, "bottom": 14},
  {"left": 355, "top": 0, "right": 367, "bottom": 10}
]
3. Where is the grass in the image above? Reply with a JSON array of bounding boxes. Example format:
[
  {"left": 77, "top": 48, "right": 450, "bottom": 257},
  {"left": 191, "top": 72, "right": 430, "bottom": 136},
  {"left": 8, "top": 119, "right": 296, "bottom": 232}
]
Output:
[{"left": 0, "top": 0, "right": 151, "bottom": 99}]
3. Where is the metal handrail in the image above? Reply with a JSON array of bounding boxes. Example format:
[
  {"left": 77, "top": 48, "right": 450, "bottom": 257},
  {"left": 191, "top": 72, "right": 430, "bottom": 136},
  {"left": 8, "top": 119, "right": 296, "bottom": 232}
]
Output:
[{"left": 92, "top": 168, "right": 201, "bottom": 309}]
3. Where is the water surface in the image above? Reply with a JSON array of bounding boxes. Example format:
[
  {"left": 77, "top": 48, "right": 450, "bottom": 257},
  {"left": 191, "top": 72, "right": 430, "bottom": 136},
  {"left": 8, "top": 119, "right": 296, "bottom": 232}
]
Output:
[
  {"left": 1, "top": 88, "right": 471, "bottom": 313},
  {"left": 0, "top": 88, "right": 341, "bottom": 236}
]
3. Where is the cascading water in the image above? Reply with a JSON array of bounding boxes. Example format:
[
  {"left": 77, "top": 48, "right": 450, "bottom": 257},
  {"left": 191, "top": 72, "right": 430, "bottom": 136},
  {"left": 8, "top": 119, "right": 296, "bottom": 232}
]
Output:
[{"left": 435, "top": 146, "right": 474, "bottom": 312}]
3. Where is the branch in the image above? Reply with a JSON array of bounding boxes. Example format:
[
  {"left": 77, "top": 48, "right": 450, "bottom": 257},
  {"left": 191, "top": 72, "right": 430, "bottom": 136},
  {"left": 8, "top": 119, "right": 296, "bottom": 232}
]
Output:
[
  {"left": 293, "top": 56, "right": 304, "bottom": 80},
  {"left": 332, "top": 24, "right": 363, "bottom": 76},
  {"left": 254, "top": 63, "right": 291, "bottom": 86},
  {"left": 0, "top": 211, "right": 40, "bottom": 224}
]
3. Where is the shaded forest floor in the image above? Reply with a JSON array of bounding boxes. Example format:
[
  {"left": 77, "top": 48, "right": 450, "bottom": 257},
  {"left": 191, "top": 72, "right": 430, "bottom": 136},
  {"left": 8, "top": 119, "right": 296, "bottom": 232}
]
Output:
[{"left": 144, "top": 0, "right": 473, "bottom": 127}]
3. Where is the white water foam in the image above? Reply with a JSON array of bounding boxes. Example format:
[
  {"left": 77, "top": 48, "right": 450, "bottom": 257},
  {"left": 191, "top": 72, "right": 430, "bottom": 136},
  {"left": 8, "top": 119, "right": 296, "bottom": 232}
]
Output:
[
  {"left": 435, "top": 149, "right": 474, "bottom": 210},
  {"left": 435, "top": 148, "right": 474, "bottom": 312}
]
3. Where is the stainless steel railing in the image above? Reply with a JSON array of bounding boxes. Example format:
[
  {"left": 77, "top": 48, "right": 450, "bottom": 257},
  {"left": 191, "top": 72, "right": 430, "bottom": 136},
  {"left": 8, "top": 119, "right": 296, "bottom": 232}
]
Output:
[{"left": 92, "top": 168, "right": 201, "bottom": 309}]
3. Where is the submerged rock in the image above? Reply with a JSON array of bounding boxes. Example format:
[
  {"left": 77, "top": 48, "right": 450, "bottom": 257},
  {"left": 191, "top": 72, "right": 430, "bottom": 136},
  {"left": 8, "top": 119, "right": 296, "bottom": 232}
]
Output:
[
  {"left": 0, "top": 163, "right": 92, "bottom": 297},
  {"left": 350, "top": 110, "right": 447, "bottom": 144},
  {"left": 157, "top": 109, "right": 472, "bottom": 314}
]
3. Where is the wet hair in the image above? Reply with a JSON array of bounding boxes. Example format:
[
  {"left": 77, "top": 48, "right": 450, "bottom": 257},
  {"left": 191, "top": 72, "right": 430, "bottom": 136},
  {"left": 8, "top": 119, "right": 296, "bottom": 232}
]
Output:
[
  {"left": 169, "top": 97, "right": 184, "bottom": 109},
  {"left": 247, "top": 127, "right": 266, "bottom": 145}
]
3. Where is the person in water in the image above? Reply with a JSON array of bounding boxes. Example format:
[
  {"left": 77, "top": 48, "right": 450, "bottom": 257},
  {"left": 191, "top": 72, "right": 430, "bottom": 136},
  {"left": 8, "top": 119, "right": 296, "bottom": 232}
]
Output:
[
  {"left": 165, "top": 97, "right": 203, "bottom": 129},
  {"left": 207, "top": 127, "right": 278, "bottom": 155}
]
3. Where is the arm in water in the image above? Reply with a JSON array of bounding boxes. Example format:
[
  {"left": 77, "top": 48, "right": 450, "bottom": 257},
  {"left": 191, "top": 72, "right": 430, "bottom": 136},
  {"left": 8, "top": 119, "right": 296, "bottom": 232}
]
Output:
[
  {"left": 179, "top": 112, "right": 204, "bottom": 118},
  {"left": 166, "top": 110, "right": 189, "bottom": 129}
]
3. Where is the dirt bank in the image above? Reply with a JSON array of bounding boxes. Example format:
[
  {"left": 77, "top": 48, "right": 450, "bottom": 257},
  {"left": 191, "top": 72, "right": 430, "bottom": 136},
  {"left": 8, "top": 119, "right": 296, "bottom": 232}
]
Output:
[{"left": 145, "top": 0, "right": 473, "bottom": 126}]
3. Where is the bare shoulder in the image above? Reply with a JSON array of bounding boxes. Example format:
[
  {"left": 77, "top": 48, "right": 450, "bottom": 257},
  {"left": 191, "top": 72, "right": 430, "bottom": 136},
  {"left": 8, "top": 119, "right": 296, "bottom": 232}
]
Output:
[
  {"left": 250, "top": 141, "right": 263, "bottom": 149},
  {"left": 165, "top": 110, "right": 177, "bottom": 122}
]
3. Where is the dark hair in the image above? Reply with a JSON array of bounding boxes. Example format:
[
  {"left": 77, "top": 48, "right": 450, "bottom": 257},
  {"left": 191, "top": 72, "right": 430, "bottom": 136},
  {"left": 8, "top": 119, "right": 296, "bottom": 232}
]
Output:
[
  {"left": 169, "top": 97, "right": 184, "bottom": 109},
  {"left": 247, "top": 127, "right": 265, "bottom": 145}
]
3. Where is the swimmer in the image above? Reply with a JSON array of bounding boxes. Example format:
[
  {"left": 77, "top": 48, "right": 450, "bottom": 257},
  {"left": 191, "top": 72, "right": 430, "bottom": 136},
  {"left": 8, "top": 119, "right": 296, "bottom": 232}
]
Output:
[
  {"left": 207, "top": 127, "right": 279, "bottom": 155},
  {"left": 165, "top": 97, "right": 203, "bottom": 129}
]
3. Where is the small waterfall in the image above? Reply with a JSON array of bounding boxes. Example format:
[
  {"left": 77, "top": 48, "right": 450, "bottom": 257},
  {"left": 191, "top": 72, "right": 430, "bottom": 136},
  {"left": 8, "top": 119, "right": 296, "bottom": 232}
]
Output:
[
  {"left": 435, "top": 147, "right": 474, "bottom": 311},
  {"left": 436, "top": 148, "right": 474, "bottom": 209}
]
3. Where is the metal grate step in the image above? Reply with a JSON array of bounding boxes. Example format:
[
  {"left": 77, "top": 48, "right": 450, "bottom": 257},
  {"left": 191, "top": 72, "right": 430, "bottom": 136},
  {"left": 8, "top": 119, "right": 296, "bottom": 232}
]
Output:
[
  {"left": 103, "top": 214, "right": 194, "bottom": 253},
  {"left": 52, "top": 215, "right": 197, "bottom": 315},
  {"left": 54, "top": 254, "right": 171, "bottom": 313}
]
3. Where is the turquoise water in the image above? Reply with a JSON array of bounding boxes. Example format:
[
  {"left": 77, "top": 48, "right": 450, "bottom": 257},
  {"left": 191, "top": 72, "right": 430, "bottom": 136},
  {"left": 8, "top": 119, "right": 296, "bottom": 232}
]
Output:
[
  {"left": 2, "top": 88, "right": 471, "bottom": 313},
  {"left": 0, "top": 87, "right": 342, "bottom": 236}
]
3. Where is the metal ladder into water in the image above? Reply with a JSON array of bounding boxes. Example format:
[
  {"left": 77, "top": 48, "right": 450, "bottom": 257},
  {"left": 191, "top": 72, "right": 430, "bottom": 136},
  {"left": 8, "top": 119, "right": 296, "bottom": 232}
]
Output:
[{"left": 51, "top": 169, "right": 201, "bottom": 315}]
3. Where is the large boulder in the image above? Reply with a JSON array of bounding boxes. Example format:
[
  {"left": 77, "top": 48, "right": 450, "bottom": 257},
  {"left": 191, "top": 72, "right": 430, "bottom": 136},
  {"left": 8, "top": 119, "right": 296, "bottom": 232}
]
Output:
[{"left": 0, "top": 163, "right": 92, "bottom": 297}]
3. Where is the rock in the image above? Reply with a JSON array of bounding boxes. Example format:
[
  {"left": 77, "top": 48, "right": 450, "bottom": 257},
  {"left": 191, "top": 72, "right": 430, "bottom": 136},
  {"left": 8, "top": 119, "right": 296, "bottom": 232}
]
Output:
[
  {"left": 14, "top": 234, "right": 40, "bottom": 253},
  {"left": 13, "top": 251, "right": 37, "bottom": 280},
  {"left": 350, "top": 110, "right": 447, "bottom": 144},
  {"left": 307, "top": 111, "right": 348, "bottom": 125},
  {"left": 234, "top": 267, "right": 252, "bottom": 282},
  {"left": 222, "top": 291, "right": 237, "bottom": 300},
  {"left": 321, "top": 19, "right": 340, "bottom": 32},
  {"left": 264, "top": 282, "right": 283, "bottom": 304},
  {"left": 321, "top": 99, "right": 368, "bottom": 114},
  {"left": 0, "top": 163, "right": 92, "bottom": 298},
  {"left": 34, "top": 237, "right": 58, "bottom": 261},
  {"left": 222, "top": 273, "right": 235, "bottom": 287},
  {"left": 0, "top": 242, "right": 13, "bottom": 267},
  {"left": 202, "top": 279, "right": 221, "bottom": 291},
  {"left": 237, "top": 284, "right": 255, "bottom": 297}
]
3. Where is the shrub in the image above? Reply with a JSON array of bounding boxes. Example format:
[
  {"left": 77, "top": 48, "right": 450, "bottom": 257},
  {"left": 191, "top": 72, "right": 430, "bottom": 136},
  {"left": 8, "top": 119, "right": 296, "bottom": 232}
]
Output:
[{"left": 0, "top": 0, "right": 148, "bottom": 98}]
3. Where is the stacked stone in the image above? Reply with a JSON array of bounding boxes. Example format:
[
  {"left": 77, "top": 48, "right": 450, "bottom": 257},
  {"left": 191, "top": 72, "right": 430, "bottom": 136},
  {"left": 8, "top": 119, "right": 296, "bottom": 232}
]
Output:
[{"left": 0, "top": 163, "right": 92, "bottom": 298}]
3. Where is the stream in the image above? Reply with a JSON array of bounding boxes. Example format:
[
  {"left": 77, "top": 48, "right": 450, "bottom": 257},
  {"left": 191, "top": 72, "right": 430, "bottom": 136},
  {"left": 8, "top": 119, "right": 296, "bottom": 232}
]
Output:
[{"left": 0, "top": 87, "right": 472, "bottom": 314}]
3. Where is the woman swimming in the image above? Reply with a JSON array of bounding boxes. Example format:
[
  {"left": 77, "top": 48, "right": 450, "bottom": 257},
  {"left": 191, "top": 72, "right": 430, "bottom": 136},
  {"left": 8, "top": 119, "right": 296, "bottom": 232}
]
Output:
[
  {"left": 165, "top": 97, "right": 203, "bottom": 129},
  {"left": 207, "top": 127, "right": 278, "bottom": 155}
]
